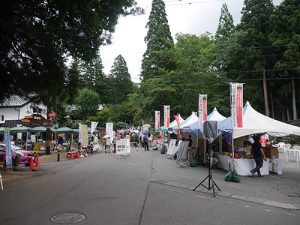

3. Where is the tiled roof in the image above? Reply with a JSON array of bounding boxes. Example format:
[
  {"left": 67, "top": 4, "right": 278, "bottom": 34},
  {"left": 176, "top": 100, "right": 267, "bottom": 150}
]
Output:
[{"left": 0, "top": 95, "right": 30, "bottom": 107}]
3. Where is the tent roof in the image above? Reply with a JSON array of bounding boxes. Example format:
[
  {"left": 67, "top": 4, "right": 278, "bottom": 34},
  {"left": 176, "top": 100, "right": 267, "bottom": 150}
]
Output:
[
  {"left": 181, "top": 112, "right": 199, "bottom": 130},
  {"left": 219, "top": 101, "right": 300, "bottom": 139},
  {"left": 208, "top": 107, "right": 226, "bottom": 121}
]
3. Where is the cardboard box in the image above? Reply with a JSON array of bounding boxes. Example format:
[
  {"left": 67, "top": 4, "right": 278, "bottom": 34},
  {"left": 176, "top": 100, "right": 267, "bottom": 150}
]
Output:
[{"left": 265, "top": 146, "right": 279, "bottom": 159}]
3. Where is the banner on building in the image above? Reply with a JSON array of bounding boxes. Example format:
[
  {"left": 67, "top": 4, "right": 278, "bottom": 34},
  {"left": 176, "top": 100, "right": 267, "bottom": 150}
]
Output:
[
  {"left": 164, "top": 105, "right": 170, "bottom": 128},
  {"left": 155, "top": 111, "right": 161, "bottom": 130},
  {"left": 230, "top": 83, "right": 243, "bottom": 128},
  {"left": 4, "top": 129, "right": 12, "bottom": 168},
  {"left": 198, "top": 94, "right": 208, "bottom": 131}
]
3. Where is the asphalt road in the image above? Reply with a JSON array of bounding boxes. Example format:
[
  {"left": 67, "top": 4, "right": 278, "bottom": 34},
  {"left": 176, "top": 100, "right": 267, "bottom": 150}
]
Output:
[{"left": 0, "top": 148, "right": 299, "bottom": 225}]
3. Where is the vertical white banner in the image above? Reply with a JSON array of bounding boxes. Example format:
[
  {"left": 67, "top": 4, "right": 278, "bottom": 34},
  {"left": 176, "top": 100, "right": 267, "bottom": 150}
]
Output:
[
  {"left": 91, "top": 121, "right": 98, "bottom": 134},
  {"left": 4, "top": 129, "right": 12, "bottom": 168},
  {"left": 164, "top": 105, "right": 170, "bottom": 128},
  {"left": 155, "top": 111, "right": 161, "bottom": 130},
  {"left": 230, "top": 83, "right": 243, "bottom": 129},
  {"left": 198, "top": 94, "right": 208, "bottom": 131},
  {"left": 106, "top": 123, "right": 114, "bottom": 145}
]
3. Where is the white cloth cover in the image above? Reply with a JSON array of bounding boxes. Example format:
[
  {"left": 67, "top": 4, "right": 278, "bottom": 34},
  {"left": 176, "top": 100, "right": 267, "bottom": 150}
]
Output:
[{"left": 219, "top": 102, "right": 300, "bottom": 139}]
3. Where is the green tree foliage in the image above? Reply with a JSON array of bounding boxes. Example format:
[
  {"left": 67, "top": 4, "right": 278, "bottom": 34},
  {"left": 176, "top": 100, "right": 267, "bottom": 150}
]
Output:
[
  {"left": 66, "top": 59, "right": 80, "bottom": 104},
  {"left": 268, "top": 0, "right": 300, "bottom": 119},
  {"left": 108, "top": 55, "right": 133, "bottom": 104},
  {"left": 74, "top": 88, "right": 100, "bottom": 120},
  {"left": 215, "top": 3, "right": 235, "bottom": 39},
  {"left": 0, "top": 0, "right": 138, "bottom": 104},
  {"left": 141, "top": 0, "right": 175, "bottom": 81},
  {"left": 219, "top": 0, "right": 275, "bottom": 112}
]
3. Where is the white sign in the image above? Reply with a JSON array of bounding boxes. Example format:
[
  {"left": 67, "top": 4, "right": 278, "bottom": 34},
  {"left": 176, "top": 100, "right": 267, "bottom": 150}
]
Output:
[
  {"left": 126, "top": 139, "right": 131, "bottom": 154},
  {"left": 167, "top": 139, "right": 177, "bottom": 158},
  {"left": 106, "top": 123, "right": 114, "bottom": 145},
  {"left": 116, "top": 139, "right": 127, "bottom": 155},
  {"left": 91, "top": 121, "right": 98, "bottom": 134}
]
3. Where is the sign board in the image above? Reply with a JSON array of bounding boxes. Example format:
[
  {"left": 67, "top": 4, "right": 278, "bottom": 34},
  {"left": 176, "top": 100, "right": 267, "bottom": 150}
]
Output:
[
  {"left": 116, "top": 139, "right": 127, "bottom": 155},
  {"left": 126, "top": 139, "right": 131, "bottom": 154},
  {"left": 79, "top": 124, "right": 89, "bottom": 147},
  {"left": 106, "top": 123, "right": 114, "bottom": 145},
  {"left": 4, "top": 129, "right": 12, "bottom": 168},
  {"left": 167, "top": 139, "right": 177, "bottom": 158}
]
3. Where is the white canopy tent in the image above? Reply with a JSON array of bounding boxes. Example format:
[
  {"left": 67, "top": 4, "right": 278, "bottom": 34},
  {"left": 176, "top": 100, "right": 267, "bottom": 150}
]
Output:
[
  {"left": 180, "top": 112, "right": 199, "bottom": 132},
  {"left": 208, "top": 107, "right": 226, "bottom": 122},
  {"left": 219, "top": 101, "right": 300, "bottom": 139}
]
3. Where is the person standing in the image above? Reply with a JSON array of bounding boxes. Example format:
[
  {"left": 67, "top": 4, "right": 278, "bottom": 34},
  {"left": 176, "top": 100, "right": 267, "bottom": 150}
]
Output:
[
  {"left": 143, "top": 135, "right": 149, "bottom": 151},
  {"left": 250, "top": 135, "right": 266, "bottom": 177}
]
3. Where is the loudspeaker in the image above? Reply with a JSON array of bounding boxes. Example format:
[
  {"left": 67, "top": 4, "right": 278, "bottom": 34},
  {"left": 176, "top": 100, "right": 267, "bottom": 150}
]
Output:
[{"left": 203, "top": 121, "right": 218, "bottom": 140}]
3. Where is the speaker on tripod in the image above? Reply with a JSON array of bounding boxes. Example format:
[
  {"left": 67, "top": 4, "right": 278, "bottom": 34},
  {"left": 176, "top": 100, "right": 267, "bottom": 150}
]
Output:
[{"left": 193, "top": 121, "right": 221, "bottom": 197}]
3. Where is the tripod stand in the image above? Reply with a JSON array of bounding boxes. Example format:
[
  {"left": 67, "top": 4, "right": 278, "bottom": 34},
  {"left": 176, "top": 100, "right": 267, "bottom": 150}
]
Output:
[{"left": 193, "top": 141, "right": 220, "bottom": 197}]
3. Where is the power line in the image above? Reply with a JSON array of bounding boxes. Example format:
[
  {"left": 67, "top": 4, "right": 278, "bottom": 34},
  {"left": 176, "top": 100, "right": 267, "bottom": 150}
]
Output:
[{"left": 138, "top": 0, "right": 226, "bottom": 8}]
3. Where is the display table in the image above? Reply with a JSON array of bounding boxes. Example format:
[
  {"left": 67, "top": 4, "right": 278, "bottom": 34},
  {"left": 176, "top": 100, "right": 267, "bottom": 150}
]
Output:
[{"left": 216, "top": 154, "right": 269, "bottom": 176}]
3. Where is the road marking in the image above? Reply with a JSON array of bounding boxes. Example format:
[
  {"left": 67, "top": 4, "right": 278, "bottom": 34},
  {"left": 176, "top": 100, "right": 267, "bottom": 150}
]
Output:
[
  {"left": 264, "top": 209, "right": 272, "bottom": 212},
  {"left": 244, "top": 205, "right": 250, "bottom": 208}
]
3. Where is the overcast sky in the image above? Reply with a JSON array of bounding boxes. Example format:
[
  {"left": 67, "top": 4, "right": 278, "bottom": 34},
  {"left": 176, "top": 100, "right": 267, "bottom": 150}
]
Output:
[{"left": 100, "top": 0, "right": 282, "bottom": 83}]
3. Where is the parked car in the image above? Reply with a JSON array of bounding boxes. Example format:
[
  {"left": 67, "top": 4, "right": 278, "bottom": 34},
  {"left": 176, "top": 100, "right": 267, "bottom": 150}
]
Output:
[{"left": 0, "top": 143, "right": 36, "bottom": 166}]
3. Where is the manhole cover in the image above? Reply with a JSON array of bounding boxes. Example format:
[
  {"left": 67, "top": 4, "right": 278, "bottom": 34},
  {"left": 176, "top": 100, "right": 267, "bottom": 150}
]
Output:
[{"left": 50, "top": 212, "right": 86, "bottom": 224}]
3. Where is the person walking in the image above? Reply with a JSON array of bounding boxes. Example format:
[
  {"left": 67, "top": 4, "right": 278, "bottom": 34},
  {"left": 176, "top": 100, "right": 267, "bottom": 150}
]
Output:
[
  {"left": 143, "top": 135, "right": 149, "bottom": 151},
  {"left": 250, "top": 135, "right": 266, "bottom": 177}
]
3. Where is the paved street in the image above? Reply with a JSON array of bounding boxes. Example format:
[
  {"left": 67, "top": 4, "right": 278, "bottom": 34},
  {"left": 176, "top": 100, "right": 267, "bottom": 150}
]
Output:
[{"left": 0, "top": 148, "right": 300, "bottom": 225}]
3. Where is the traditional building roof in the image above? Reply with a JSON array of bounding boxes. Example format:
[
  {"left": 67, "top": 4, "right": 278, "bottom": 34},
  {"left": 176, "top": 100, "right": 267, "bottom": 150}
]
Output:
[{"left": 0, "top": 95, "right": 30, "bottom": 107}]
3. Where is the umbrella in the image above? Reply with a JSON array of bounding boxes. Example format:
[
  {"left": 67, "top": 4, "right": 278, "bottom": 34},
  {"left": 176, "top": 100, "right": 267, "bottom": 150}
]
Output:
[
  {"left": 53, "top": 127, "right": 73, "bottom": 133},
  {"left": 72, "top": 129, "right": 79, "bottom": 133},
  {"left": 10, "top": 126, "right": 31, "bottom": 133},
  {"left": 30, "top": 126, "right": 47, "bottom": 132}
]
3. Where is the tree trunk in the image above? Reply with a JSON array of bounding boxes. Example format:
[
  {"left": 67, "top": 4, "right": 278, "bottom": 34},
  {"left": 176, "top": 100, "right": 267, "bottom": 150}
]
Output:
[
  {"left": 262, "top": 68, "right": 269, "bottom": 116},
  {"left": 270, "top": 90, "right": 274, "bottom": 118},
  {"left": 292, "top": 79, "right": 297, "bottom": 120},
  {"left": 287, "top": 108, "right": 291, "bottom": 121}
]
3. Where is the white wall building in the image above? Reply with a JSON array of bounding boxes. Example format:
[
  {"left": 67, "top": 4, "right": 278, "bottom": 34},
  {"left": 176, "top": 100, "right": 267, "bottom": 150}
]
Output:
[{"left": 0, "top": 95, "right": 47, "bottom": 127}]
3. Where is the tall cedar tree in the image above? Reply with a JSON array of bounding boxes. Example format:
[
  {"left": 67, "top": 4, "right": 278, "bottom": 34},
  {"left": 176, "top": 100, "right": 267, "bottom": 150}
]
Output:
[
  {"left": 0, "top": 0, "right": 138, "bottom": 106},
  {"left": 214, "top": 3, "right": 235, "bottom": 71},
  {"left": 215, "top": 3, "right": 234, "bottom": 39},
  {"left": 66, "top": 59, "right": 80, "bottom": 104},
  {"left": 225, "top": 0, "right": 274, "bottom": 113},
  {"left": 109, "top": 55, "right": 133, "bottom": 104},
  {"left": 269, "top": 0, "right": 300, "bottom": 120},
  {"left": 141, "top": 0, "right": 175, "bottom": 81}
]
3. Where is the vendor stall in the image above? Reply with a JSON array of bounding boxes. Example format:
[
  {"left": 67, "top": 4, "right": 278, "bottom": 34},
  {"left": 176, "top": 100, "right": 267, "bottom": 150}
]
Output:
[{"left": 218, "top": 102, "right": 300, "bottom": 176}]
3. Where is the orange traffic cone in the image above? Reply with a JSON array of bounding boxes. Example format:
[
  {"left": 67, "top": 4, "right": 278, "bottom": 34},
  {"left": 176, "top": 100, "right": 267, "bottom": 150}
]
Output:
[
  {"left": 70, "top": 152, "right": 74, "bottom": 160},
  {"left": 29, "top": 157, "right": 34, "bottom": 170},
  {"left": 35, "top": 155, "right": 40, "bottom": 168},
  {"left": 76, "top": 151, "right": 80, "bottom": 159}
]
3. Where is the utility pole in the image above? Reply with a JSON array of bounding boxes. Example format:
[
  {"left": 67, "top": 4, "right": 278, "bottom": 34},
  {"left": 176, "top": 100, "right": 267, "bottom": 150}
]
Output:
[{"left": 262, "top": 68, "right": 270, "bottom": 117}]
